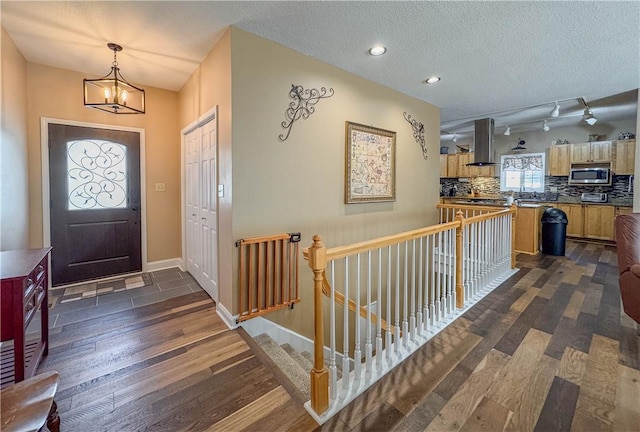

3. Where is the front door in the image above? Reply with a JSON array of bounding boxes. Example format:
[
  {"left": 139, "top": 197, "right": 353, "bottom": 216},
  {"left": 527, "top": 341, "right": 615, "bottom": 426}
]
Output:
[{"left": 48, "top": 123, "right": 141, "bottom": 286}]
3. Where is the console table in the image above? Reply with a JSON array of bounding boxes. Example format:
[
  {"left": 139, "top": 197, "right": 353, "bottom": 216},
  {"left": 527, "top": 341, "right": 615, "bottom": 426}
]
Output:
[{"left": 1, "top": 247, "right": 52, "bottom": 384}]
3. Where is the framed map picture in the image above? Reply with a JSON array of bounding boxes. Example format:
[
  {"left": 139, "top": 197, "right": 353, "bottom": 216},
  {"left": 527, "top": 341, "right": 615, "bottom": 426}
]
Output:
[{"left": 345, "top": 122, "right": 396, "bottom": 203}]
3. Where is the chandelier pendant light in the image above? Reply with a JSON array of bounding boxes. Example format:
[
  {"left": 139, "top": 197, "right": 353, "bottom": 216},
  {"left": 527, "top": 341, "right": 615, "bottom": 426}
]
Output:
[{"left": 83, "top": 43, "right": 145, "bottom": 114}]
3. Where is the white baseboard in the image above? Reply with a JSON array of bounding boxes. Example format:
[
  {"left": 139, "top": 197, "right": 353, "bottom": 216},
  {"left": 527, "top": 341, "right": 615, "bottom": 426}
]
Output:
[
  {"left": 216, "top": 302, "right": 239, "bottom": 330},
  {"left": 145, "top": 258, "right": 184, "bottom": 272},
  {"left": 240, "top": 317, "right": 314, "bottom": 355}
]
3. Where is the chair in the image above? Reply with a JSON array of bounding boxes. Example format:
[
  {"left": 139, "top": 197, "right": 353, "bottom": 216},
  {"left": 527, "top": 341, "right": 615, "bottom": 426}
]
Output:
[
  {"left": 615, "top": 213, "right": 640, "bottom": 324},
  {"left": 0, "top": 371, "right": 60, "bottom": 432}
]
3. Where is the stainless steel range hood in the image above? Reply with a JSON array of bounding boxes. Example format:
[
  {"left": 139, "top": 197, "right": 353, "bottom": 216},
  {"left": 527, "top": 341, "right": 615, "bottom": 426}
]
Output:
[{"left": 468, "top": 118, "right": 495, "bottom": 166}]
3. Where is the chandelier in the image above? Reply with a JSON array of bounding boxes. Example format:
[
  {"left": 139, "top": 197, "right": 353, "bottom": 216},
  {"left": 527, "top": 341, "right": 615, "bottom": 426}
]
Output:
[{"left": 83, "top": 43, "right": 145, "bottom": 114}]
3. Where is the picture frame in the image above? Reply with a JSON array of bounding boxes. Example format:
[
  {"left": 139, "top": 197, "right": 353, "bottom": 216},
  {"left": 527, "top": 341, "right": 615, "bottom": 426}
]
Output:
[{"left": 345, "top": 121, "right": 396, "bottom": 203}]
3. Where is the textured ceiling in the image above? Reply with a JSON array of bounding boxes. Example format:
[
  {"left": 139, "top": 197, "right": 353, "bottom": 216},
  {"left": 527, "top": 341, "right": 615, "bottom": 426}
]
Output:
[{"left": 2, "top": 1, "right": 639, "bottom": 136}]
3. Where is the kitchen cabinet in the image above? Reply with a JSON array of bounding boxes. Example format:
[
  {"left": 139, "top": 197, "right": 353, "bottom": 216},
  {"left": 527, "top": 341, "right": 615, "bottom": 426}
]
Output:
[
  {"left": 584, "top": 205, "right": 615, "bottom": 240},
  {"left": 439, "top": 153, "right": 496, "bottom": 178},
  {"left": 439, "top": 154, "right": 448, "bottom": 177},
  {"left": 446, "top": 154, "right": 459, "bottom": 178},
  {"left": 458, "top": 152, "right": 472, "bottom": 177},
  {"left": 514, "top": 205, "right": 545, "bottom": 255},
  {"left": 570, "top": 141, "right": 612, "bottom": 163},
  {"left": 614, "top": 139, "right": 636, "bottom": 175},
  {"left": 556, "top": 204, "right": 584, "bottom": 237},
  {"left": 549, "top": 145, "right": 570, "bottom": 176}
]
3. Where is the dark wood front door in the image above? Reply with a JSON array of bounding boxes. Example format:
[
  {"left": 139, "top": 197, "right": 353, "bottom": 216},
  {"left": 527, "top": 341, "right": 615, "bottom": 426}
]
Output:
[{"left": 48, "top": 123, "right": 141, "bottom": 286}]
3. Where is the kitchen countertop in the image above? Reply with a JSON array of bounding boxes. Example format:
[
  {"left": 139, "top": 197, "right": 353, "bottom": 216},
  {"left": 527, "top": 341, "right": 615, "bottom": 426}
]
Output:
[{"left": 441, "top": 196, "right": 633, "bottom": 207}]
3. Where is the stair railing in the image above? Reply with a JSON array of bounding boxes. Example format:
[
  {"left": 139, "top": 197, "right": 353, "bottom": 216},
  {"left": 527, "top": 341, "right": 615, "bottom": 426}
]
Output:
[{"left": 304, "top": 204, "right": 517, "bottom": 423}]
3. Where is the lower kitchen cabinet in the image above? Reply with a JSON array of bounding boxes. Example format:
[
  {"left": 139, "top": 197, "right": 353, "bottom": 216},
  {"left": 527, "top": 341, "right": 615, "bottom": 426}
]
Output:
[
  {"left": 556, "top": 204, "right": 584, "bottom": 237},
  {"left": 584, "top": 205, "right": 615, "bottom": 240},
  {"left": 554, "top": 203, "right": 627, "bottom": 241},
  {"left": 514, "top": 205, "right": 545, "bottom": 255}
]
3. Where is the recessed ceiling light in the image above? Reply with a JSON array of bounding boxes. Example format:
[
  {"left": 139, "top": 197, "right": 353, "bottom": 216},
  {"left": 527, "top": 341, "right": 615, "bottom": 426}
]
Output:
[
  {"left": 368, "top": 45, "right": 387, "bottom": 56},
  {"left": 425, "top": 76, "right": 441, "bottom": 84}
]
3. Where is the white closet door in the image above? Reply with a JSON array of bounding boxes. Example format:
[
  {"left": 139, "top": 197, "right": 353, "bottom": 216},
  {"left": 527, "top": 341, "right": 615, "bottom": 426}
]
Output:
[
  {"left": 198, "top": 117, "right": 218, "bottom": 300},
  {"left": 185, "top": 128, "right": 201, "bottom": 276}
]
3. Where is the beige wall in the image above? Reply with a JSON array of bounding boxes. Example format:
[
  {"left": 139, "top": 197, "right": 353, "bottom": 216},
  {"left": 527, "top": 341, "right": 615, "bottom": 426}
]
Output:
[
  {"left": 1, "top": 29, "right": 30, "bottom": 250},
  {"left": 26, "top": 63, "right": 182, "bottom": 262},
  {"left": 229, "top": 28, "right": 441, "bottom": 338}
]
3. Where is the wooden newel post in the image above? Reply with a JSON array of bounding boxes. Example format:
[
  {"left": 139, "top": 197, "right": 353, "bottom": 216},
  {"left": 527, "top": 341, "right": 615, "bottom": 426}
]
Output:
[
  {"left": 510, "top": 204, "right": 517, "bottom": 269},
  {"left": 454, "top": 210, "right": 464, "bottom": 309},
  {"left": 307, "top": 235, "right": 329, "bottom": 414}
]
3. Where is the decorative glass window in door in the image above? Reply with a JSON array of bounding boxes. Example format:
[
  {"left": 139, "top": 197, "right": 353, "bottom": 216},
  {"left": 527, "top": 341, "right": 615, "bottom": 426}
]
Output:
[
  {"left": 67, "top": 140, "right": 127, "bottom": 210},
  {"left": 500, "top": 152, "right": 545, "bottom": 193}
]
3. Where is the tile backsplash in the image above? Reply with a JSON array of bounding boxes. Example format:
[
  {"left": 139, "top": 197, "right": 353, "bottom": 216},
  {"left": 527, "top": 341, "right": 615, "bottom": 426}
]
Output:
[{"left": 440, "top": 175, "right": 634, "bottom": 202}]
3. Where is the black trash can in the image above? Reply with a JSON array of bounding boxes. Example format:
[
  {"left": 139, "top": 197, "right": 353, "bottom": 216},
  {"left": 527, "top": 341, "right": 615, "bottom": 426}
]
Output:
[{"left": 541, "top": 208, "right": 568, "bottom": 256}]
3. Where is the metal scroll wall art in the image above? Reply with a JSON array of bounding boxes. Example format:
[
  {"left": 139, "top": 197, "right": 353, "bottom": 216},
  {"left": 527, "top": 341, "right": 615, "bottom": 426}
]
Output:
[
  {"left": 403, "top": 112, "right": 427, "bottom": 159},
  {"left": 279, "top": 84, "right": 334, "bottom": 142}
]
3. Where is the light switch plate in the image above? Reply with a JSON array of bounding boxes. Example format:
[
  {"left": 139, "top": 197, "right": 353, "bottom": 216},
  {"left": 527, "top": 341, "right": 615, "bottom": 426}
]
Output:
[
  {"left": 218, "top": 184, "right": 224, "bottom": 197},
  {"left": 550, "top": 186, "right": 558, "bottom": 192},
  {"left": 155, "top": 183, "right": 166, "bottom": 192}
]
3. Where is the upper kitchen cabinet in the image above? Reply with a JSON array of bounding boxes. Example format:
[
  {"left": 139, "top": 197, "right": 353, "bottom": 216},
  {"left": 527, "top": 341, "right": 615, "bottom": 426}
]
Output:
[
  {"left": 570, "top": 141, "right": 612, "bottom": 163},
  {"left": 614, "top": 139, "right": 636, "bottom": 175},
  {"left": 446, "top": 154, "right": 459, "bottom": 178},
  {"left": 549, "top": 145, "right": 570, "bottom": 176},
  {"left": 439, "top": 154, "right": 448, "bottom": 177}
]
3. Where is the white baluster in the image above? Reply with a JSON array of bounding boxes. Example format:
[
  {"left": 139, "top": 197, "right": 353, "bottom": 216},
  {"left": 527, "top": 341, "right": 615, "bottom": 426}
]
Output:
[
  {"left": 417, "top": 236, "right": 423, "bottom": 337},
  {"left": 365, "top": 251, "right": 372, "bottom": 376},
  {"left": 395, "top": 244, "right": 400, "bottom": 355},
  {"left": 329, "top": 261, "right": 337, "bottom": 399},
  {"left": 430, "top": 233, "right": 435, "bottom": 328},
  {"left": 410, "top": 239, "right": 416, "bottom": 342},
  {"left": 343, "top": 257, "right": 350, "bottom": 391},
  {"left": 376, "top": 249, "right": 383, "bottom": 372},
  {"left": 354, "top": 254, "right": 362, "bottom": 380},
  {"left": 386, "top": 245, "right": 392, "bottom": 364},
  {"left": 435, "top": 231, "right": 441, "bottom": 325},
  {"left": 403, "top": 242, "right": 409, "bottom": 349}
]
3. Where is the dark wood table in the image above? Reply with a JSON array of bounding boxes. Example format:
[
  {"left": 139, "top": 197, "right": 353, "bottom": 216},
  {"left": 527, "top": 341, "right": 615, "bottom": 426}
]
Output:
[{"left": 1, "top": 247, "right": 52, "bottom": 384}]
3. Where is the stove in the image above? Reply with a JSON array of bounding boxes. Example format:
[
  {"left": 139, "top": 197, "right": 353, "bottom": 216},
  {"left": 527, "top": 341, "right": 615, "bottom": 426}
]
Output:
[{"left": 581, "top": 193, "right": 608, "bottom": 203}]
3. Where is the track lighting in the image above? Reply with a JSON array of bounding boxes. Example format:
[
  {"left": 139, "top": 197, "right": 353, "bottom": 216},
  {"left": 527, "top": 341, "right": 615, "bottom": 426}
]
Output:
[
  {"left": 583, "top": 107, "right": 597, "bottom": 125},
  {"left": 504, "top": 126, "right": 511, "bottom": 136},
  {"left": 452, "top": 134, "right": 457, "bottom": 142},
  {"left": 543, "top": 120, "right": 550, "bottom": 132},
  {"left": 550, "top": 102, "right": 560, "bottom": 118}
]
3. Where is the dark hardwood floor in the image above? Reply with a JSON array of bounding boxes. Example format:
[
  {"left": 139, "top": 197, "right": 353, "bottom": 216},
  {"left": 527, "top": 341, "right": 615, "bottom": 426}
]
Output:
[{"left": 37, "top": 240, "right": 640, "bottom": 431}]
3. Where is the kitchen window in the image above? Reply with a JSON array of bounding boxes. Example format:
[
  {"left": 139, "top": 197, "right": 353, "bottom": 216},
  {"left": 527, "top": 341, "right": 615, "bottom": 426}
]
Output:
[{"left": 500, "top": 152, "right": 545, "bottom": 193}]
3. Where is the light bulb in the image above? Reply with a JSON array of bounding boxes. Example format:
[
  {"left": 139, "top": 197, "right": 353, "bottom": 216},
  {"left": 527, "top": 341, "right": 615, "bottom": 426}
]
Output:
[
  {"left": 504, "top": 126, "right": 511, "bottom": 136},
  {"left": 104, "top": 88, "right": 111, "bottom": 103},
  {"left": 452, "top": 134, "right": 457, "bottom": 142},
  {"left": 550, "top": 103, "right": 560, "bottom": 118},
  {"left": 543, "top": 120, "right": 550, "bottom": 132},
  {"left": 121, "top": 90, "right": 128, "bottom": 104}
]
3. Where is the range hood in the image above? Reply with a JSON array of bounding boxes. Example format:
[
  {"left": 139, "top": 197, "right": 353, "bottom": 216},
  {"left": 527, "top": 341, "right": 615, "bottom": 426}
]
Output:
[{"left": 468, "top": 118, "right": 495, "bottom": 166}]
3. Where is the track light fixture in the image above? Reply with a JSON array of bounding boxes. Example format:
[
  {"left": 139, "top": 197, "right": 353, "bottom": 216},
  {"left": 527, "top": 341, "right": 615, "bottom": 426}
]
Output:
[
  {"left": 543, "top": 120, "right": 550, "bottom": 132},
  {"left": 504, "top": 126, "right": 511, "bottom": 136},
  {"left": 550, "top": 102, "right": 560, "bottom": 118},
  {"left": 452, "top": 134, "right": 457, "bottom": 142},
  {"left": 581, "top": 98, "right": 598, "bottom": 125}
]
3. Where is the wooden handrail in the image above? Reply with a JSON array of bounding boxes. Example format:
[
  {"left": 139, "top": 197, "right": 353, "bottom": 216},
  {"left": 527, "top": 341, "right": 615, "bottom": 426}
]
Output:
[{"left": 319, "top": 270, "right": 398, "bottom": 335}]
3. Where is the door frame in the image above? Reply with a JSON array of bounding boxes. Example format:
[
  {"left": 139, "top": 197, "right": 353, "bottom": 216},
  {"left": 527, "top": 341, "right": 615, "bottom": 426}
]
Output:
[
  {"left": 180, "top": 106, "right": 218, "bottom": 302},
  {"left": 40, "top": 117, "right": 148, "bottom": 276}
]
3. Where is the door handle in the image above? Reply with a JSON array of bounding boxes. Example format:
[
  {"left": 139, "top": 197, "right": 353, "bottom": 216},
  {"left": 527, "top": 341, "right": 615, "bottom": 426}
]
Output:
[
  {"left": 132, "top": 207, "right": 138, "bottom": 211},
  {"left": 201, "top": 217, "right": 206, "bottom": 221}
]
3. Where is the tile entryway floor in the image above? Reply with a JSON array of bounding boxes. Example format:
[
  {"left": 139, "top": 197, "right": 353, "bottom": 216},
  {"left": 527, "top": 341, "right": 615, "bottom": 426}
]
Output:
[{"left": 44, "top": 268, "right": 204, "bottom": 329}]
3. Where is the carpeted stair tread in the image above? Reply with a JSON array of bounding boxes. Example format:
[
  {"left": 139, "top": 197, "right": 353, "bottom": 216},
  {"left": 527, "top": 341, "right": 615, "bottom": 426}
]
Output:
[
  {"left": 281, "top": 343, "right": 313, "bottom": 371},
  {"left": 254, "top": 334, "right": 310, "bottom": 400}
]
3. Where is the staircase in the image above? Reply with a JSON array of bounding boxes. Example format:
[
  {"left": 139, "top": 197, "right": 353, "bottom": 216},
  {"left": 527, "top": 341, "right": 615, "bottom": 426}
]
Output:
[{"left": 254, "top": 333, "right": 312, "bottom": 400}]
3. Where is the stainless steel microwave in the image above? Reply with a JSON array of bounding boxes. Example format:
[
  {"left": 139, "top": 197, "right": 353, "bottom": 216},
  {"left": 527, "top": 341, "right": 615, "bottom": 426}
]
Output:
[{"left": 569, "top": 166, "right": 611, "bottom": 185}]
